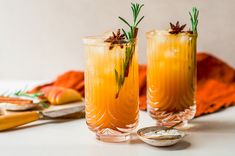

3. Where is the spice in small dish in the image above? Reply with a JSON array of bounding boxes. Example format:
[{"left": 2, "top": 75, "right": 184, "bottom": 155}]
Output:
[{"left": 137, "top": 126, "right": 186, "bottom": 147}]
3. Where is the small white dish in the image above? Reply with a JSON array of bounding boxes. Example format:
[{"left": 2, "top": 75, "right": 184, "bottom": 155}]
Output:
[{"left": 137, "top": 126, "right": 186, "bottom": 147}]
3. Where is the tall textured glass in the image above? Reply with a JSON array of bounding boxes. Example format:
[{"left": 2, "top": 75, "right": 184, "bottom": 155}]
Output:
[
  {"left": 83, "top": 36, "right": 139, "bottom": 142},
  {"left": 146, "top": 30, "right": 197, "bottom": 127}
]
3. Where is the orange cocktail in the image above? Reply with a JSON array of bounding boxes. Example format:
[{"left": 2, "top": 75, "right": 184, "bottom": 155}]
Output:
[
  {"left": 146, "top": 30, "right": 197, "bottom": 126},
  {"left": 84, "top": 36, "right": 139, "bottom": 142}
]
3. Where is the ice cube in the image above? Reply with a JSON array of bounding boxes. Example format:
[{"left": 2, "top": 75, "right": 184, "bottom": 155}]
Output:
[
  {"left": 103, "top": 65, "right": 115, "bottom": 75},
  {"left": 165, "top": 49, "right": 178, "bottom": 58},
  {"left": 180, "top": 35, "right": 190, "bottom": 43},
  {"left": 157, "top": 31, "right": 167, "bottom": 43},
  {"left": 95, "top": 46, "right": 106, "bottom": 54}
]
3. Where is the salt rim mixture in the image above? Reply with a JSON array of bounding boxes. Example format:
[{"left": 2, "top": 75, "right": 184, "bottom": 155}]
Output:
[{"left": 144, "top": 129, "right": 181, "bottom": 137}]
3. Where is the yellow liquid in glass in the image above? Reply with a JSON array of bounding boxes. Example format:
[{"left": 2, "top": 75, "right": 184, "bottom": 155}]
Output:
[
  {"left": 84, "top": 40, "right": 139, "bottom": 141},
  {"left": 146, "top": 31, "right": 197, "bottom": 126}
]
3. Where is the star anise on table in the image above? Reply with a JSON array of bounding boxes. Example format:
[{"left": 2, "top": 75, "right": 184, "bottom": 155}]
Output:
[
  {"left": 105, "top": 29, "right": 127, "bottom": 50},
  {"left": 169, "top": 21, "right": 186, "bottom": 34}
]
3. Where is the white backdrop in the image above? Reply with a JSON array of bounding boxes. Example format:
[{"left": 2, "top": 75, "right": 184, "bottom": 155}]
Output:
[{"left": 0, "top": 0, "right": 234, "bottom": 80}]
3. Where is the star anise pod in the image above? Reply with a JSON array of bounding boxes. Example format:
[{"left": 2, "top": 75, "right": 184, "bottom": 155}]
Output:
[
  {"left": 187, "top": 29, "right": 193, "bottom": 34},
  {"left": 169, "top": 21, "right": 186, "bottom": 34},
  {"left": 105, "top": 29, "right": 126, "bottom": 50}
]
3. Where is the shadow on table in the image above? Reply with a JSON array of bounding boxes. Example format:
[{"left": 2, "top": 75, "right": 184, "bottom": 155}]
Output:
[
  {"left": 129, "top": 133, "right": 191, "bottom": 151},
  {"left": 129, "top": 133, "right": 143, "bottom": 144},
  {"left": 189, "top": 120, "right": 235, "bottom": 133},
  {"left": 157, "top": 140, "right": 191, "bottom": 151}
]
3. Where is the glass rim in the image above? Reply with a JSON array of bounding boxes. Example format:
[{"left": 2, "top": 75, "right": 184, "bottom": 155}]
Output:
[
  {"left": 83, "top": 36, "right": 108, "bottom": 46},
  {"left": 146, "top": 29, "right": 197, "bottom": 39},
  {"left": 83, "top": 36, "right": 135, "bottom": 46}
]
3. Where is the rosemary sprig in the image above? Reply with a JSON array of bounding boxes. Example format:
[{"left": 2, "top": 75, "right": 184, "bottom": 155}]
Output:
[
  {"left": 119, "top": 3, "right": 144, "bottom": 41},
  {"left": 115, "top": 3, "right": 144, "bottom": 98},
  {"left": 14, "top": 90, "right": 43, "bottom": 98},
  {"left": 13, "top": 89, "right": 49, "bottom": 108},
  {"left": 189, "top": 7, "right": 199, "bottom": 33}
]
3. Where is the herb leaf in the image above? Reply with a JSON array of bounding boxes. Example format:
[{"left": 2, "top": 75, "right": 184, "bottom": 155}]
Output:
[
  {"left": 114, "top": 3, "right": 144, "bottom": 98},
  {"left": 121, "top": 28, "right": 128, "bottom": 40},
  {"left": 118, "top": 16, "right": 131, "bottom": 28},
  {"left": 189, "top": 7, "right": 199, "bottom": 33},
  {"left": 13, "top": 89, "right": 49, "bottom": 108},
  {"left": 136, "top": 15, "right": 144, "bottom": 27},
  {"left": 14, "top": 90, "right": 43, "bottom": 99},
  {"left": 119, "top": 3, "right": 144, "bottom": 42}
]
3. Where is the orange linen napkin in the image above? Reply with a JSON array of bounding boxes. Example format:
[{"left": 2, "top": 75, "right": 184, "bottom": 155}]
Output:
[
  {"left": 31, "top": 53, "right": 235, "bottom": 117},
  {"left": 196, "top": 53, "right": 235, "bottom": 116},
  {"left": 31, "top": 71, "right": 84, "bottom": 96}
]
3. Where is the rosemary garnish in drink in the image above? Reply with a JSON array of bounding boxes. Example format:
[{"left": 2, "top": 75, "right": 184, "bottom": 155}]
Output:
[
  {"left": 189, "top": 7, "right": 199, "bottom": 33},
  {"left": 113, "top": 3, "right": 144, "bottom": 98},
  {"left": 168, "top": 7, "right": 199, "bottom": 35}
]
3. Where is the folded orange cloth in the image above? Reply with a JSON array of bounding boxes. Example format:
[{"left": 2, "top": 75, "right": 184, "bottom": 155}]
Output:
[
  {"left": 31, "top": 71, "right": 84, "bottom": 96},
  {"left": 31, "top": 53, "right": 235, "bottom": 117},
  {"left": 196, "top": 53, "right": 235, "bottom": 116}
]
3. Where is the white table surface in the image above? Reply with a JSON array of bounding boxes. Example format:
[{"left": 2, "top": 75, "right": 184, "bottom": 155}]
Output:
[{"left": 0, "top": 80, "right": 234, "bottom": 156}]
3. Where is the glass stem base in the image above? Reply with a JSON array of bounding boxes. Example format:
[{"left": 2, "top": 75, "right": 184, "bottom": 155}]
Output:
[
  {"left": 96, "top": 128, "right": 130, "bottom": 142},
  {"left": 148, "top": 105, "right": 196, "bottom": 129}
]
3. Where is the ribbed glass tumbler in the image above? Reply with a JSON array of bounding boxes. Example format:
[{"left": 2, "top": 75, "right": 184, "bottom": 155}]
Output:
[
  {"left": 83, "top": 36, "right": 139, "bottom": 142},
  {"left": 146, "top": 30, "right": 197, "bottom": 127}
]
